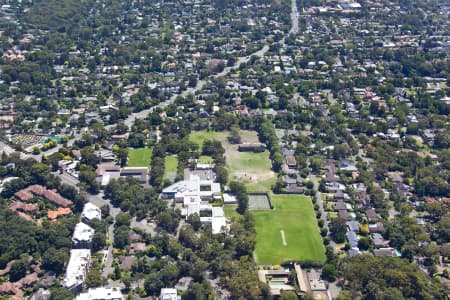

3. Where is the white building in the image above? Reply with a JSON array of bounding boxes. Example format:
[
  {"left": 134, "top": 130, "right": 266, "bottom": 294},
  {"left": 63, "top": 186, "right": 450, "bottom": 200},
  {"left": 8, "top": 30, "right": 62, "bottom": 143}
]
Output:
[
  {"left": 182, "top": 201, "right": 227, "bottom": 234},
  {"left": 76, "top": 287, "right": 123, "bottom": 300},
  {"left": 72, "top": 222, "right": 95, "bottom": 248},
  {"left": 163, "top": 175, "right": 227, "bottom": 234},
  {"left": 82, "top": 203, "right": 102, "bottom": 223},
  {"left": 223, "top": 193, "right": 237, "bottom": 204},
  {"left": 162, "top": 175, "right": 221, "bottom": 201},
  {"left": 160, "top": 288, "right": 180, "bottom": 300},
  {"left": 63, "top": 249, "right": 91, "bottom": 292},
  {"left": 200, "top": 206, "right": 227, "bottom": 235}
]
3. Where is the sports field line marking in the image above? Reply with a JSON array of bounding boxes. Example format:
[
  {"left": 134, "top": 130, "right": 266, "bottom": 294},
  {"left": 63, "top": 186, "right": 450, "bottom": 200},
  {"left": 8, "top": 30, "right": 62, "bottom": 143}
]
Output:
[{"left": 280, "top": 229, "right": 287, "bottom": 246}]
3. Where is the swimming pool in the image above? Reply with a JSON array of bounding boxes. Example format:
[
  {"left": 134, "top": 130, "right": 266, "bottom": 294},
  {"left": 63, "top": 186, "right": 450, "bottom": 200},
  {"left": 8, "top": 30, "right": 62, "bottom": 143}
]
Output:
[{"left": 270, "top": 281, "right": 287, "bottom": 286}]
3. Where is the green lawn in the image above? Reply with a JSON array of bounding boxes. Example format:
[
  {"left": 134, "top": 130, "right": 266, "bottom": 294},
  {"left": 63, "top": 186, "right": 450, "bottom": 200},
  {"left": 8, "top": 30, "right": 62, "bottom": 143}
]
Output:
[
  {"left": 127, "top": 148, "right": 153, "bottom": 167},
  {"left": 164, "top": 155, "right": 178, "bottom": 177},
  {"left": 189, "top": 131, "right": 229, "bottom": 148},
  {"left": 190, "top": 131, "right": 323, "bottom": 265},
  {"left": 245, "top": 177, "right": 277, "bottom": 193},
  {"left": 199, "top": 155, "right": 214, "bottom": 164},
  {"left": 224, "top": 204, "right": 241, "bottom": 221},
  {"left": 252, "top": 194, "right": 325, "bottom": 265},
  {"left": 228, "top": 151, "right": 272, "bottom": 176}
]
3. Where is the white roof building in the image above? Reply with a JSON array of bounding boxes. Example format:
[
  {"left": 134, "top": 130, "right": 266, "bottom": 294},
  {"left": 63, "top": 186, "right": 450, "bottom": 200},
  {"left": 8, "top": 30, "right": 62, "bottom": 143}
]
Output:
[
  {"left": 211, "top": 216, "right": 227, "bottom": 234},
  {"left": 63, "top": 249, "right": 91, "bottom": 292},
  {"left": 223, "top": 193, "right": 237, "bottom": 204},
  {"left": 164, "top": 175, "right": 227, "bottom": 234},
  {"left": 82, "top": 203, "right": 102, "bottom": 223},
  {"left": 72, "top": 222, "right": 95, "bottom": 248},
  {"left": 76, "top": 287, "right": 123, "bottom": 300},
  {"left": 199, "top": 206, "right": 227, "bottom": 234},
  {"left": 160, "top": 288, "right": 180, "bottom": 300},
  {"left": 162, "top": 175, "right": 221, "bottom": 200}
]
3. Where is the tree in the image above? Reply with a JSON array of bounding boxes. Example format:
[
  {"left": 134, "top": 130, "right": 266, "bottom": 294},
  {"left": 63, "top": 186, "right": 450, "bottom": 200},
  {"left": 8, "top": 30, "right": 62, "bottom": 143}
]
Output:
[
  {"left": 80, "top": 147, "right": 99, "bottom": 168},
  {"left": 358, "top": 237, "right": 370, "bottom": 250},
  {"left": 228, "top": 125, "right": 241, "bottom": 144},
  {"left": 144, "top": 272, "right": 163, "bottom": 296},
  {"left": 9, "top": 259, "right": 27, "bottom": 282},
  {"left": 101, "top": 204, "right": 110, "bottom": 218},
  {"left": 184, "top": 281, "right": 213, "bottom": 300},
  {"left": 114, "top": 226, "right": 130, "bottom": 249},
  {"left": 230, "top": 181, "right": 248, "bottom": 214},
  {"left": 115, "top": 213, "right": 131, "bottom": 227},
  {"left": 187, "top": 213, "right": 202, "bottom": 231},
  {"left": 42, "top": 248, "right": 68, "bottom": 274},
  {"left": 50, "top": 287, "right": 73, "bottom": 300},
  {"left": 116, "top": 147, "right": 129, "bottom": 167},
  {"left": 157, "top": 211, "right": 179, "bottom": 233},
  {"left": 424, "top": 202, "right": 448, "bottom": 221},
  {"left": 279, "top": 290, "right": 298, "bottom": 300},
  {"left": 79, "top": 169, "right": 100, "bottom": 194},
  {"left": 160, "top": 264, "right": 179, "bottom": 284},
  {"left": 85, "top": 269, "right": 104, "bottom": 288},
  {"left": 215, "top": 166, "right": 228, "bottom": 185},
  {"left": 341, "top": 255, "right": 446, "bottom": 300},
  {"left": 330, "top": 218, "right": 347, "bottom": 243},
  {"left": 92, "top": 232, "right": 106, "bottom": 252},
  {"left": 322, "top": 263, "right": 338, "bottom": 281}
]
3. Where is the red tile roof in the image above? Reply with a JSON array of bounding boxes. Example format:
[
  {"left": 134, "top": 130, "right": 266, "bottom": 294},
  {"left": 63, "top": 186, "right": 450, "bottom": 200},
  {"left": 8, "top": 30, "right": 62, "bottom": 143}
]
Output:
[
  {"left": 14, "top": 185, "right": 73, "bottom": 208},
  {"left": 9, "top": 202, "right": 39, "bottom": 213}
]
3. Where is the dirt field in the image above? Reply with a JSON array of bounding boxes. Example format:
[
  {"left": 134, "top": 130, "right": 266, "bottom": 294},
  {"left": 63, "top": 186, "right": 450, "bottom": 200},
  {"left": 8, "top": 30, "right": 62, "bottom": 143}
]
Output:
[{"left": 190, "top": 130, "right": 276, "bottom": 184}]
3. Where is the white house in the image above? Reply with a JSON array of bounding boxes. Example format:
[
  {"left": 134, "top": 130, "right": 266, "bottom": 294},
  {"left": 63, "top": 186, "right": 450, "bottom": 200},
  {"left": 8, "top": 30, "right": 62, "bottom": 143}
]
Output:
[{"left": 82, "top": 203, "right": 102, "bottom": 223}]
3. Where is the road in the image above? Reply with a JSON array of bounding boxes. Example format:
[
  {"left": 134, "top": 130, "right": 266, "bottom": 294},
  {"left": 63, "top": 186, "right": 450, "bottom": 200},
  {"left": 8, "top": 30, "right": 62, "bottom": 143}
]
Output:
[
  {"left": 3, "top": 0, "right": 302, "bottom": 278},
  {"left": 108, "top": 0, "right": 301, "bottom": 131},
  {"left": 107, "top": 43, "right": 270, "bottom": 129},
  {"left": 309, "top": 174, "right": 336, "bottom": 251},
  {"left": 290, "top": 0, "right": 299, "bottom": 34}
]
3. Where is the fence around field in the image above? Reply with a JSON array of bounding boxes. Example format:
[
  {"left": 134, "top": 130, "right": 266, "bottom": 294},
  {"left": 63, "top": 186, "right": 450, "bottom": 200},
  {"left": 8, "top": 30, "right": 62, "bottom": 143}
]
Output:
[{"left": 248, "top": 192, "right": 273, "bottom": 210}]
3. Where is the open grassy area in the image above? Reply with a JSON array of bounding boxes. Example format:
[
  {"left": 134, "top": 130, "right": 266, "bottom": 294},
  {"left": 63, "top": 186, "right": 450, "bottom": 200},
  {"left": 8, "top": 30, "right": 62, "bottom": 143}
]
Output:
[
  {"left": 189, "top": 131, "right": 229, "bottom": 148},
  {"left": 252, "top": 194, "right": 325, "bottom": 265},
  {"left": 228, "top": 151, "right": 274, "bottom": 182},
  {"left": 190, "top": 131, "right": 323, "bottom": 265},
  {"left": 224, "top": 204, "right": 241, "bottom": 221},
  {"left": 245, "top": 178, "right": 277, "bottom": 193},
  {"left": 164, "top": 155, "right": 178, "bottom": 177},
  {"left": 199, "top": 155, "right": 214, "bottom": 164},
  {"left": 189, "top": 130, "right": 275, "bottom": 186},
  {"left": 127, "top": 148, "right": 153, "bottom": 167}
]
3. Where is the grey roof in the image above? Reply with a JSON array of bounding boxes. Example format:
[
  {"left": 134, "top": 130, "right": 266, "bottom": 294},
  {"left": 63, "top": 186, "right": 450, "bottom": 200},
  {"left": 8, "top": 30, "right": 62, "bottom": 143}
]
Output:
[
  {"left": 372, "top": 233, "right": 385, "bottom": 246},
  {"left": 346, "top": 221, "right": 360, "bottom": 232},
  {"left": 374, "top": 248, "right": 395, "bottom": 257},
  {"left": 335, "top": 201, "right": 347, "bottom": 211},
  {"left": 339, "top": 209, "right": 351, "bottom": 220},
  {"left": 348, "top": 248, "right": 361, "bottom": 257},
  {"left": 346, "top": 231, "right": 359, "bottom": 248}
]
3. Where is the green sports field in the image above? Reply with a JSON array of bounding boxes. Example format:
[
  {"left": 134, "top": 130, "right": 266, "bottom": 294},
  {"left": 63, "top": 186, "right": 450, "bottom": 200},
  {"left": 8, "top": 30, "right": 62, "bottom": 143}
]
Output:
[
  {"left": 252, "top": 194, "right": 325, "bottom": 265},
  {"left": 127, "top": 148, "right": 153, "bottom": 167}
]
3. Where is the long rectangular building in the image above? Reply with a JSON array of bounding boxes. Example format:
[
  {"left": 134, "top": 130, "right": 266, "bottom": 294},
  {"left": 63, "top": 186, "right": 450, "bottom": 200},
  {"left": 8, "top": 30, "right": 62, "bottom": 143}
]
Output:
[{"left": 63, "top": 249, "right": 91, "bottom": 292}]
